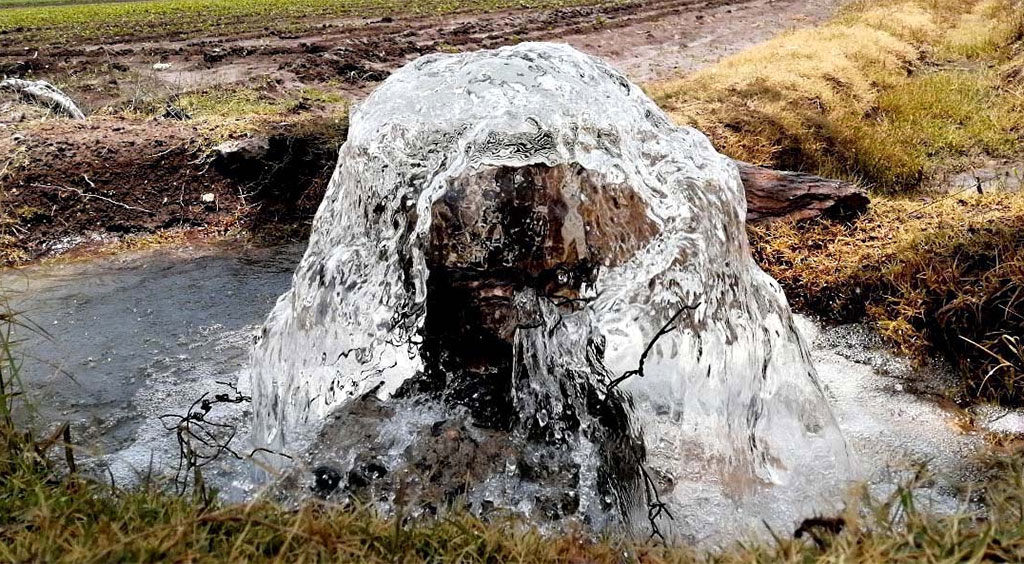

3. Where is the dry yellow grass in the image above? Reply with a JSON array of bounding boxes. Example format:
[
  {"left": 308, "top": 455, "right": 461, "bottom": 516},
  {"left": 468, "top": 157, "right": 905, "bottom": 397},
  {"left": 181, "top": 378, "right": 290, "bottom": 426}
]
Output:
[
  {"left": 750, "top": 191, "right": 1024, "bottom": 403},
  {"left": 651, "top": 0, "right": 1024, "bottom": 404},
  {"left": 649, "top": 0, "right": 1024, "bottom": 190},
  {"left": 942, "top": 0, "right": 1024, "bottom": 58}
]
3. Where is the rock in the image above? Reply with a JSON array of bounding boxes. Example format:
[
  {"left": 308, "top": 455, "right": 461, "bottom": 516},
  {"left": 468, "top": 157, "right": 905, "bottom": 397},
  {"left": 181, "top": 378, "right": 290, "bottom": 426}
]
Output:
[
  {"left": 345, "top": 458, "right": 387, "bottom": 489},
  {"left": 736, "top": 161, "right": 870, "bottom": 222},
  {"left": 311, "top": 465, "right": 342, "bottom": 497},
  {"left": 162, "top": 102, "right": 190, "bottom": 120},
  {"left": 212, "top": 135, "right": 270, "bottom": 172},
  {"left": 301, "top": 395, "right": 600, "bottom": 521},
  {"left": 202, "top": 48, "right": 226, "bottom": 64}
]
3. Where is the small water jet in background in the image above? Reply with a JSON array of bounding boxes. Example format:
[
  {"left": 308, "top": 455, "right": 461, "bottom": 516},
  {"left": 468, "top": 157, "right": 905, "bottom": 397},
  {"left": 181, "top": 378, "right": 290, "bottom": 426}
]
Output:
[{"left": 251, "top": 42, "right": 852, "bottom": 541}]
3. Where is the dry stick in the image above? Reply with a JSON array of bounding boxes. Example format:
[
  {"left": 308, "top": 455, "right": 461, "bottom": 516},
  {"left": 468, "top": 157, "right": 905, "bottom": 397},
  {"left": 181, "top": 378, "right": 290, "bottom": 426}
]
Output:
[
  {"left": 62, "top": 423, "right": 77, "bottom": 474},
  {"left": 605, "top": 302, "right": 700, "bottom": 393},
  {"left": 601, "top": 302, "right": 699, "bottom": 542},
  {"left": 641, "top": 466, "right": 673, "bottom": 542},
  {"left": 158, "top": 380, "right": 275, "bottom": 501},
  {"left": 905, "top": 183, "right": 980, "bottom": 218},
  {"left": 30, "top": 183, "right": 155, "bottom": 214}
]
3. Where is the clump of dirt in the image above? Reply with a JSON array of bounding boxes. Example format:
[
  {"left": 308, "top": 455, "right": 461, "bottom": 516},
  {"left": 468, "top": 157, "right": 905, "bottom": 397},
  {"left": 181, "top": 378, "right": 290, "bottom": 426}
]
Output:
[{"left": 0, "top": 116, "right": 344, "bottom": 265}]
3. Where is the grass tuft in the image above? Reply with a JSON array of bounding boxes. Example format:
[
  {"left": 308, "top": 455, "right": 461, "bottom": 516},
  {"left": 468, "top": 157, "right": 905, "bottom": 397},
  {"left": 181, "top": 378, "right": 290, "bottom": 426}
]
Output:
[{"left": 750, "top": 192, "right": 1024, "bottom": 404}]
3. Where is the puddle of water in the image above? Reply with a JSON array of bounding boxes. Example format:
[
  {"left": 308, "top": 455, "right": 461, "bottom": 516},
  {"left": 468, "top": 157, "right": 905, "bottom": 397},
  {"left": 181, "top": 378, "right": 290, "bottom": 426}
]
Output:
[
  {"left": 1, "top": 241, "right": 304, "bottom": 491},
  {"left": 800, "top": 319, "right": 984, "bottom": 513},
  {"left": 1, "top": 242, "right": 1019, "bottom": 526}
]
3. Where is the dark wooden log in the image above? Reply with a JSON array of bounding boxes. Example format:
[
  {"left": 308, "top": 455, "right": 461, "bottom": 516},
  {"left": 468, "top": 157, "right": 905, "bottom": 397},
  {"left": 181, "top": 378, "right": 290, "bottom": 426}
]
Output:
[{"left": 736, "top": 161, "right": 870, "bottom": 223}]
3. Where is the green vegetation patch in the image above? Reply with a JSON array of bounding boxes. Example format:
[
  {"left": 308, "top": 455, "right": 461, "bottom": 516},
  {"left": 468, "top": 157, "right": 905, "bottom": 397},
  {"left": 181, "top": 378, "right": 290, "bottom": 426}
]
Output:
[
  {"left": 0, "top": 0, "right": 618, "bottom": 44},
  {"left": 840, "top": 70, "right": 1023, "bottom": 188}
]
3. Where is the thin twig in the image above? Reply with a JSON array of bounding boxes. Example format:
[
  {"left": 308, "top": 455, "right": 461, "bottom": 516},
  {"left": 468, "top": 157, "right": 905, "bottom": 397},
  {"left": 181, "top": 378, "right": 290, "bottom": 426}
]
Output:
[
  {"left": 31, "top": 183, "right": 154, "bottom": 214},
  {"left": 606, "top": 302, "right": 700, "bottom": 393},
  {"left": 159, "top": 380, "right": 251, "bottom": 500},
  {"left": 62, "top": 423, "right": 77, "bottom": 474},
  {"left": 905, "top": 184, "right": 977, "bottom": 218},
  {"left": 641, "top": 466, "right": 673, "bottom": 542}
]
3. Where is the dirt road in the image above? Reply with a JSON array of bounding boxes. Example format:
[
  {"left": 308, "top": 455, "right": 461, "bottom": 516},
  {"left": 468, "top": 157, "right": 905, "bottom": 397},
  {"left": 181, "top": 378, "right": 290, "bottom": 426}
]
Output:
[{"left": 2, "top": 0, "right": 842, "bottom": 107}]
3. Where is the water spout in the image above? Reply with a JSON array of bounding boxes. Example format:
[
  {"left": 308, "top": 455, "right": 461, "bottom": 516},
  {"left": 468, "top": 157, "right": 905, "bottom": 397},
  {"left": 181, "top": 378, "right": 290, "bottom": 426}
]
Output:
[{"left": 251, "top": 42, "right": 852, "bottom": 540}]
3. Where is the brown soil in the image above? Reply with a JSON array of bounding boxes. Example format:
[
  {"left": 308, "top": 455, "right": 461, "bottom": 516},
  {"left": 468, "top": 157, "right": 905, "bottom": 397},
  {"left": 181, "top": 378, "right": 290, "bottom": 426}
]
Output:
[
  {"left": 3, "top": 120, "right": 238, "bottom": 247},
  {"left": 1, "top": 117, "right": 338, "bottom": 261},
  {"left": 0, "top": 0, "right": 845, "bottom": 265},
  {"left": 0, "top": 0, "right": 843, "bottom": 108}
]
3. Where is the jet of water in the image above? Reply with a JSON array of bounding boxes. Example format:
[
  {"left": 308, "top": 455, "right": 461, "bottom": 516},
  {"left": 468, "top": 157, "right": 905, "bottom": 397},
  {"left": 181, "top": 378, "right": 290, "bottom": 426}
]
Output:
[{"left": 251, "top": 42, "right": 853, "bottom": 542}]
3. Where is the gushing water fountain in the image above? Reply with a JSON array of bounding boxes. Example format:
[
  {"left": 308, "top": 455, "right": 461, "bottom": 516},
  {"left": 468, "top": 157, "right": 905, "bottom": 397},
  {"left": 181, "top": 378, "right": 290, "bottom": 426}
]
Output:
[{"left": 251, "top": 42, "right": 853, "bottom": 542}]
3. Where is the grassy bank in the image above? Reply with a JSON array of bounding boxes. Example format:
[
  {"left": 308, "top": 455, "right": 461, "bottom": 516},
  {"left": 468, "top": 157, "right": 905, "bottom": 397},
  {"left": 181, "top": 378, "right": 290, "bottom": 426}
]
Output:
[
  {"left": 651, "top": 0, "right": 1024, "bottom": 191},
  {"left": 651, "top": 0, "right": 1024, "bottom": 404},
  {"left": 750, "top": 193, "right": 1024, "bottom": 403},
  {"left": 1, "top": 444, "right": 1023, "bottom": 563}
]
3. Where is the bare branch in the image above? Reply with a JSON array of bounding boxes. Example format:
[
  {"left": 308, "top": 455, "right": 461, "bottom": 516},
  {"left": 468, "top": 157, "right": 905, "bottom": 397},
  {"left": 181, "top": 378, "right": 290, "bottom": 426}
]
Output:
[
  {"left": 606, "top": 302, "right": 700, "bottom": 393},
  {"left": 30, "top": 183, "right": 154, "bottom": 214}
]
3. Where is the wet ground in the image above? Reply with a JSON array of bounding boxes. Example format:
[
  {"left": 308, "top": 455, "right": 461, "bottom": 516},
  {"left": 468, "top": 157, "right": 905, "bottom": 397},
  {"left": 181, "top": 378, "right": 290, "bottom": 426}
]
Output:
[
  {"left": 3, "top": 242, "right": 1021, "bottom": 513},
  {"left": 1, "top": 242, "right": 301, "bottom": 492},
  {"left": 0, "top": 0, "right": 847, "bottom": 266},
  {"left": 1, "top": 0, "right": 845, "bottom": 108}
]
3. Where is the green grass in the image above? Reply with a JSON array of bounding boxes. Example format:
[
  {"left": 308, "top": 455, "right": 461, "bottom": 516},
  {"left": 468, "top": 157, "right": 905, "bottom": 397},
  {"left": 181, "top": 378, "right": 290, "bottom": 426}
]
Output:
[
  {"left": 0, "top": 0, "right": 616, "bottom": 44},
  {"left": 0, "top": 0, "right": 138, "bottom": 8},
  {"left": 832, "top": 68, "right": 1024, "bottom": 189}
]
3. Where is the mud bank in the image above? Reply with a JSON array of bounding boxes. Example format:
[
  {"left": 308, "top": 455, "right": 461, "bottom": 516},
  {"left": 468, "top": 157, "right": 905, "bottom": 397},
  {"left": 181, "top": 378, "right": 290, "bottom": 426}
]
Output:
[{"left": 0, "top": 0, "right": 847, "bottom": 265}]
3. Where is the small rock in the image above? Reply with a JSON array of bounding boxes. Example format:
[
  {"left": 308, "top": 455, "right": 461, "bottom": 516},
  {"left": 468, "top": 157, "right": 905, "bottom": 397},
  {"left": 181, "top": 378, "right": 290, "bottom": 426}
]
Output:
[
  {"left": 163, "top": 102, "right": 190, "bottom": 121},
  {"left": 312, "top": 465, "right": 342, "bottom": 496},
  {"left": 203, "top": 48, "right": 226, "bottom": 64},
  {"left": 347, "top": 459, "right": 388, "bottom": 489},
  {"left": 213, "top": 135, "right": 270, "bottom": 163}
]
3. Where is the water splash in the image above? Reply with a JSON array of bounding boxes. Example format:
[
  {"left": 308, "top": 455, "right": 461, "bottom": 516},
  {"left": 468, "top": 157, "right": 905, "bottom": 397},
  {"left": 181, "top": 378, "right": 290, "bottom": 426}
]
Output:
[{"left": 251, "top": 42, "right": 852, "bottom": 540}]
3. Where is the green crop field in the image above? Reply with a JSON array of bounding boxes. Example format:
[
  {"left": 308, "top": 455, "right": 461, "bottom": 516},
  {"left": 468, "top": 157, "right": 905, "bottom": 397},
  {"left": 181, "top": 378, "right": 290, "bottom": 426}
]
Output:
[{"left": 0, "top": 0, "right": 614, "bottom": 44}]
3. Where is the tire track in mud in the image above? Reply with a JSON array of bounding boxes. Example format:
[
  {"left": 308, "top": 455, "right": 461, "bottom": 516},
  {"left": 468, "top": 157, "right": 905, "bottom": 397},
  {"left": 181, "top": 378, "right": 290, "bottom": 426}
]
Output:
[{"left": 0, "top": 0, "right": 759, "bottom": 96}]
